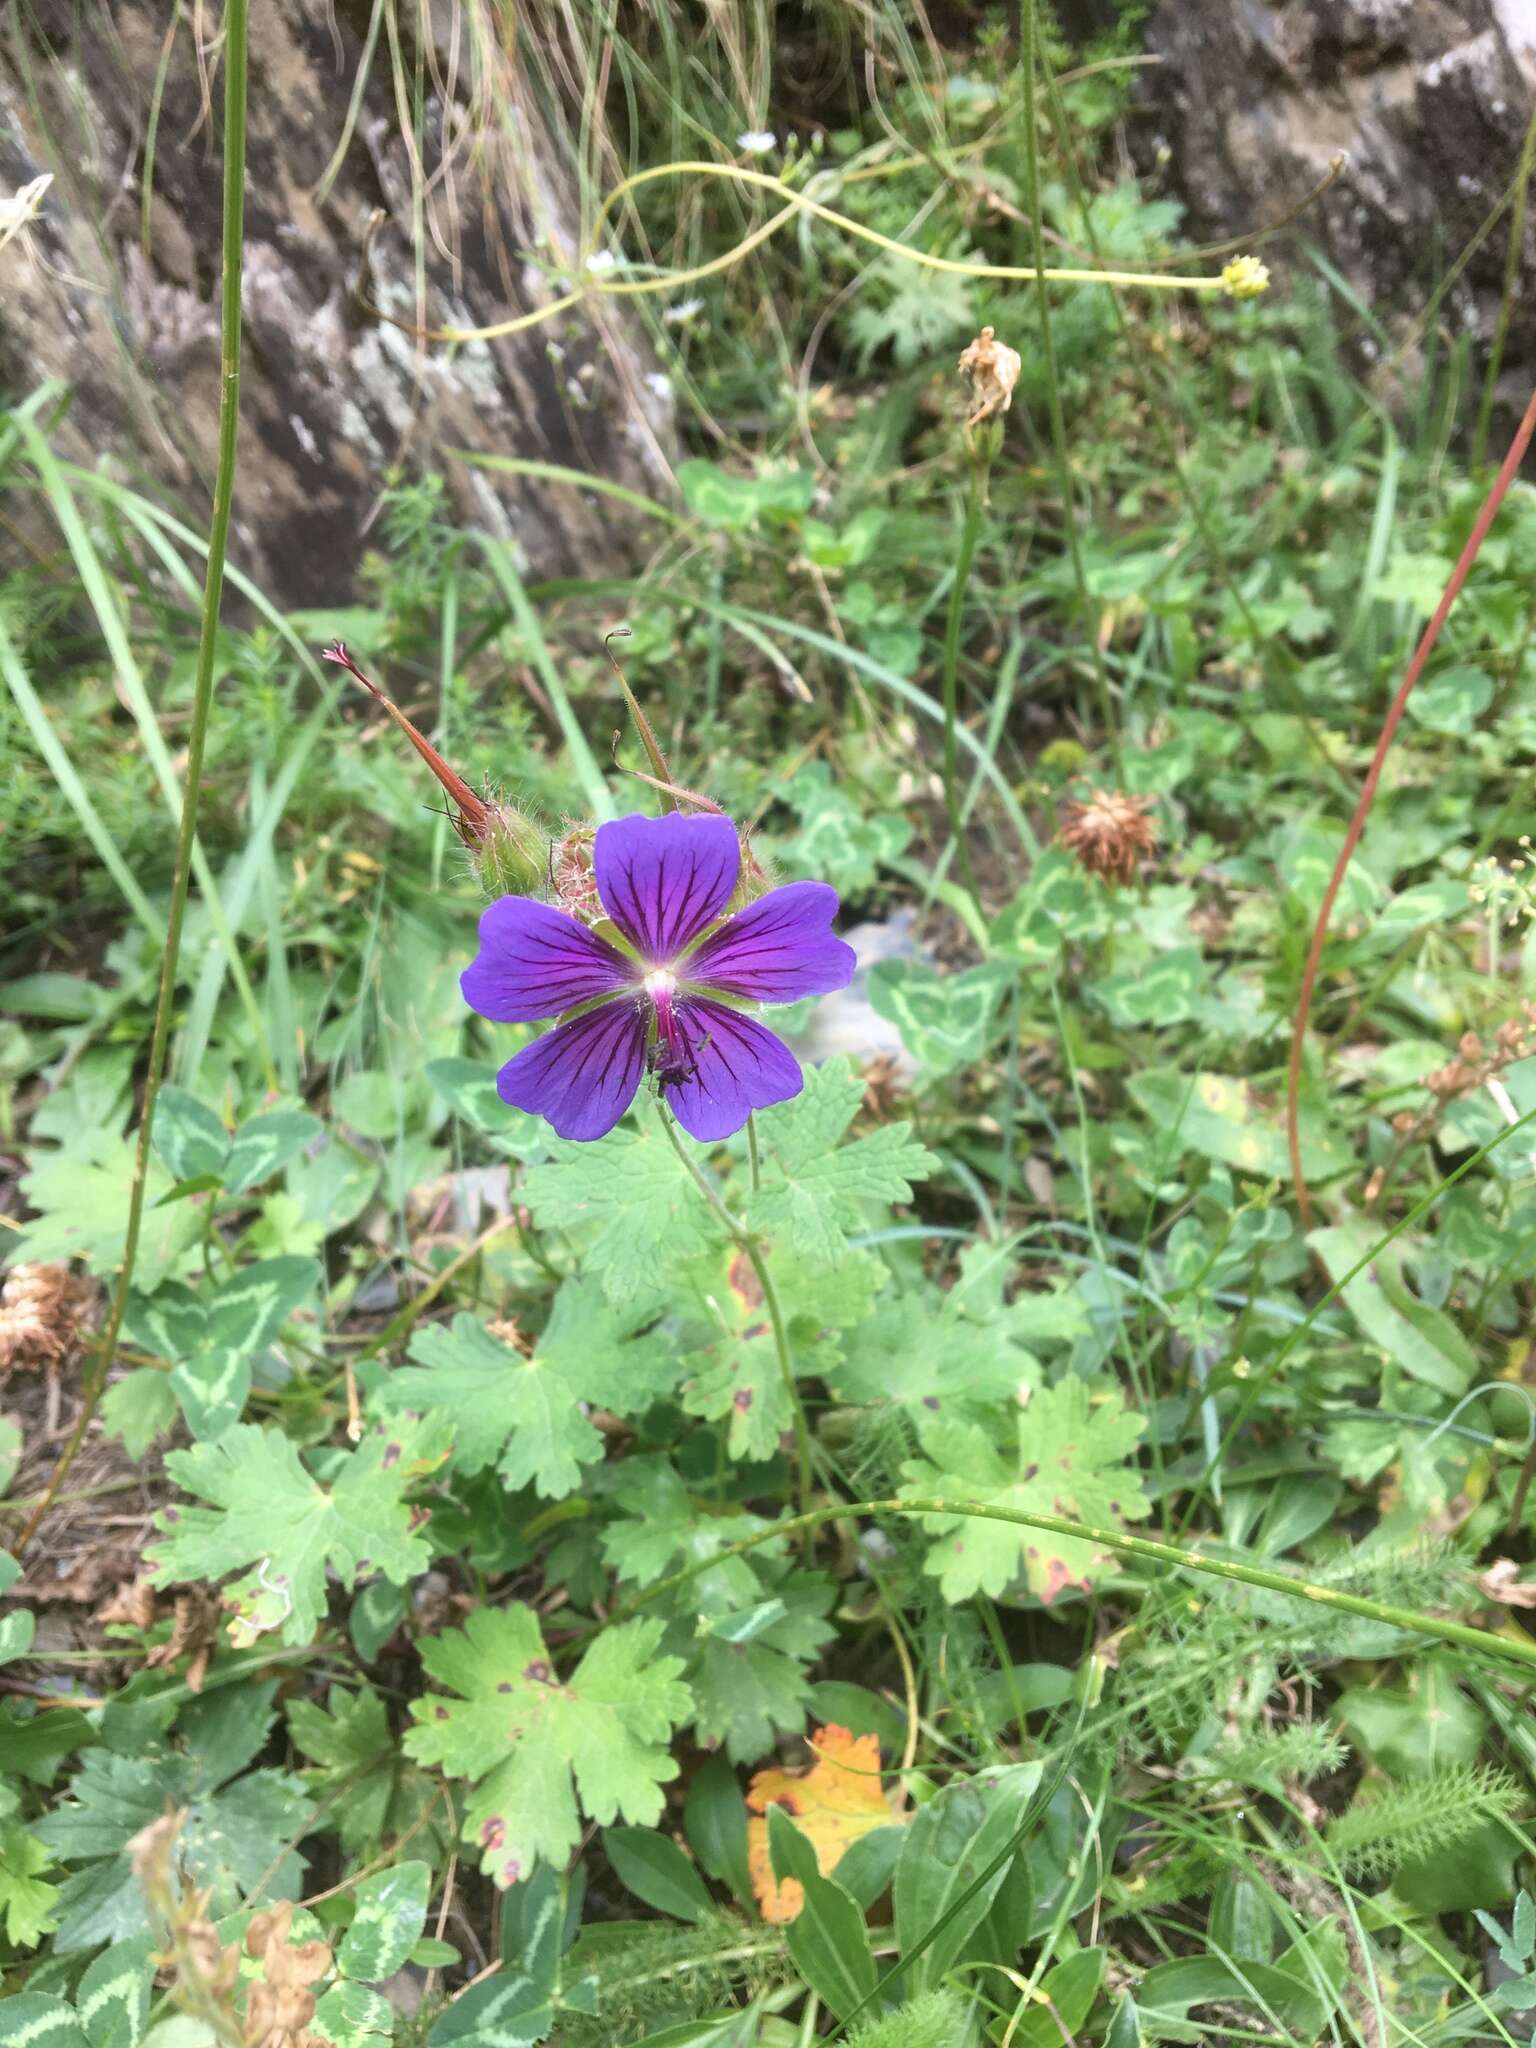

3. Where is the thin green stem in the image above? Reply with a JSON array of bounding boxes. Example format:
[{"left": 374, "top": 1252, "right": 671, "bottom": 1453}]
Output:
[
  {"left": 605, "top": 1495, "right": 1536, "bottom": 1677},
  {"left": 656, "top": 1106, "right": 813, "bottom": 1526},
  {"left": 941, "top": 446, "right": 989, "bottom": 913},
  {"left": 14, "top": 0, "right": 250, "bottom": 1556},
  {"left": 747, "top": 1111, "right": 762, "bottom": 1195},
  {"left": 1019, "top": 0, "right": 1121, "bottom": 774}
]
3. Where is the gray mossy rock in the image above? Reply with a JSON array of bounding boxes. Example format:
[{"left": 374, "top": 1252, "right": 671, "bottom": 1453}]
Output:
[
  {"left": 0, "top": 1, "right": 675, "bottom": 606},
  {"left": 1142, "top": 1, "right": 1536, "bottom": 414}
]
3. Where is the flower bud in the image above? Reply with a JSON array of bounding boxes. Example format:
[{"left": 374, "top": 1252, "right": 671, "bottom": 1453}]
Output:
[
  {"left": 323, "top": 642, "right": 550, "bottom": 896},
  {"left": 958, "top": 326, "right": 1021, "bottom": 426},
  {"left": 1220, "top": 255, "right": 1270, "bottom": 300}
]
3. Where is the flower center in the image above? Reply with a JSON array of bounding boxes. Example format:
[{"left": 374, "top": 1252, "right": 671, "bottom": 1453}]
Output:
[{"left": 644, "top": 968, "right": 692, "bottom": 1072}]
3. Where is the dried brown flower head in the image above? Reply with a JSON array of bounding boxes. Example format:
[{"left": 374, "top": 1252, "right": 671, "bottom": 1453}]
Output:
[
  {"left": 1423, "top": 1003, "right": 1536, "bottom": 1103},
  {"left": 0, "top": 1262, "right": 95, "bottom": 1374},
  {"left": 486, "top": 1316, "right": 532, "bottom": 1355},
  {"left": 243, "top": 1901, "right": 334, "bottom": 2048},
  {"left": 957, "top": 326, "right": 1021, "bottom": 425},
  {"left": 1058, "top": 789, "right": 1159, "bottom": 886}
]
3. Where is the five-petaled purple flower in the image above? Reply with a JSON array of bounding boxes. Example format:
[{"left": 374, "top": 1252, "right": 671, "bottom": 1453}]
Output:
[{"left": 461, "top": 811, "right": 856, "bottom": 1143}]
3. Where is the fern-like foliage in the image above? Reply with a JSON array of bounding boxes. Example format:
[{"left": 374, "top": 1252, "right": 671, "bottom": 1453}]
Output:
[
  {"left": 1325, "top": 1765, "right": 1521, "bottom": 1881},
  {"left": 1111, "top": 1840, "right": 1227, "bottom": 1913},
  {"left": 557, "top": 1914, "right": 786, "bottom": 2045},
  {"left": 1124, "top": 1541, "right": 1466, "bottom": 1762},
  {"left": 1212, "top": 1723, "right": 1348, "bottom": 1789},
  {"left": 848, "top": 1989, "right": 976, "bottom": 2047}
]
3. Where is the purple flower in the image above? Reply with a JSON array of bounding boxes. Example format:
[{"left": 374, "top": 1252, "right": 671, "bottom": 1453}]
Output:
[{"left": 461, "top": 812, "right": 856, "bottom": 1143}]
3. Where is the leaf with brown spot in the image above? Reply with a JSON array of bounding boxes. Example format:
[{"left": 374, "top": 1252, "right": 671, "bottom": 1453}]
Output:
[
  {"left": 746, "top": 1724, "right": 906, "bottom": 1924},
  {"left": 901, "top": 1378, "right": 1150, "bottom": 1604}
]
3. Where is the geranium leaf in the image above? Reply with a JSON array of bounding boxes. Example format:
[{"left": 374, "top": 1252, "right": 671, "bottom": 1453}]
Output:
[
  {"left": 147, "top": 1421, "right": 443, "bottom": 1647},
  {"left": 405, "top": 1606, "right": 692, "bottom": 1884},
  {"left": 902, "top": 1379, "right": 1151, "bottom": 1604},
  {"left": 0, "top": 1828, "right": 59, "bottom": 1948},
  {"left": 680, "top": 1248, "right": 881, "bottom": 1462},
  {"left": 384, "top": 1281, "right": 675, "bottom": 1498},
  {"left": 520, "top": 1111, "right": 724, "bottom": 1307}
]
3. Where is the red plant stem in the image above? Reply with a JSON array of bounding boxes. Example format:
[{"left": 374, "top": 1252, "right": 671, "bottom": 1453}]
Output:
[
  {"left": 1287, "top": 383, "right": 1536, "bottom": 1227},
  {"left": 322, "top": 640, "right": 491, "bottom": 838}
]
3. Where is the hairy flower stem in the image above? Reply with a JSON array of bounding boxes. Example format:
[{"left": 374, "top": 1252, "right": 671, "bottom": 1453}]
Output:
[
  {"left": 657, "top": 1106, "right": 814, "bottom": 1532},
  {"left": 14, "top": 0, "right": 250, "bottom": 1557},
  {"left": 941, "top": 446, "right": 990, "bottom": 914},
  {"left": 605, "top": 1496, "right": 1536, "bottom": 1678}
]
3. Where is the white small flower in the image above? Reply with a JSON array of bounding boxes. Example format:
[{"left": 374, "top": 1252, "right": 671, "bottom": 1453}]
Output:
[
  {"left": 664, "top": 297, "right": 704, "bottom": 325},
  {"left": 584, "top": 248, "right": 618, "bottom": 274},
  {"left": 643, "top": 371, "right": 673, "bottom": 400},
  {"left": 736, "top": 130, "right": 776, "bottom": 156},
  {"left": 0, "top": 173, "right": 52, "bottom": 252}
]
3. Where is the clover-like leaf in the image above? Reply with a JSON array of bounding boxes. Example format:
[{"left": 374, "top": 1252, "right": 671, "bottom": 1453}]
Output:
[
  {"left": 866, "top": 960, "right": 1011, "bottom": 1077},
  {"left": 223, "top": 1109, "right": 324, "bottom": 1195},
  {"left": 902, "top": 1379, "right": 1150, "bottom": 1604},
  {"left": 404, "top": 1605, "right": 692, "bottom": 1885},
  {"left": 338, "top": 1861, "right": 430, "bottom": 1982},
  {"left": 381, "top": 1280, "right": 675, "bottom": 1498},
  {"left": 147, "top": 1421, "right": 445, "bottom": 1647},
  {"left": 125, "top": 1256, "right": 321, "bottom": 1439},
  {"left": 151, "top": 1085, "right": 231, "bottom": 1183}
]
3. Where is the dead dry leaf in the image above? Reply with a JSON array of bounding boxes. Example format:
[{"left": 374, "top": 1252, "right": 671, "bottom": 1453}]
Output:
[{"left": 745, "top": 1722, "right": 905, "bottom": 1923}]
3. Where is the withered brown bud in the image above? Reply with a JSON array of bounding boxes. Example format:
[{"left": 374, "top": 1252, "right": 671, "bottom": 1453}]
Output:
[{"left": 1058, "top": 789, "right": 1160, "bottom": 886}]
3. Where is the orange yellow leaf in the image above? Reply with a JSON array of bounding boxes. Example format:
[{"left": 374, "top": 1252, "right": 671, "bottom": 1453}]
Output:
[{"left": 745, "top": 1723, "right": 904, "bottom": 1923}]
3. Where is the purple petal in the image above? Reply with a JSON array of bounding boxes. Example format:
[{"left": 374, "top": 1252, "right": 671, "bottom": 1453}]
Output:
[
  {"left": 682, "top": 881, "right": 856, "bottom": 1004},
  {"left": 462, "top": 897, "right": 635, "bottom": 1023},
  {"left": 664, "top": 996, "right": 803, "bottom": 1141},
  {"left": 594, "top": 812, "right": 740, "bottom": 964},
  {"left": 496, "top": 999, "right": 646, "bottom": 1141}
]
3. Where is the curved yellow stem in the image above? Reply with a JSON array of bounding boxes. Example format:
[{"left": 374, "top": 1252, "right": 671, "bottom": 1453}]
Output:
[{"left": 355, "top": 157, "right": 1249, "bottom": 347}]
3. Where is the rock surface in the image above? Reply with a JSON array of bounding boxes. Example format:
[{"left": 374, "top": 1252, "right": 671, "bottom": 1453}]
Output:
[
  {"left": 1142, "top": 1, "right": 1536, "bottom": 410},
  {"left": 0, "top": 1, "right": 675, "bottom": 606}
]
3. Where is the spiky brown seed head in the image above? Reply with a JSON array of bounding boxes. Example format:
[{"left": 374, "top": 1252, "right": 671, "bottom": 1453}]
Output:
[
  {"left": 0, "top": 1262, "right": 94, "bottom": 1374},
  {"left": 1058, "top": 789, "right": 1159, "bottom": 887}
]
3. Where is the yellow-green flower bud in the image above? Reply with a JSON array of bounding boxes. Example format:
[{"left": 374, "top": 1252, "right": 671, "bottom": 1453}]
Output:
[{"left": 1220, "top": 255, "right": 1270, "bottom": 300}]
